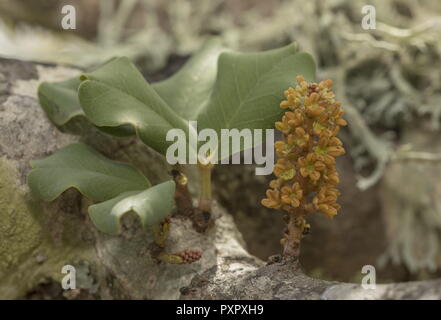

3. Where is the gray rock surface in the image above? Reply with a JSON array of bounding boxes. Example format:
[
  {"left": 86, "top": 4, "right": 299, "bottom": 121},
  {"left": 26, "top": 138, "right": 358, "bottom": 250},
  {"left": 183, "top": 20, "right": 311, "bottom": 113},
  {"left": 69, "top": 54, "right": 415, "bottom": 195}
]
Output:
[{"left": 182, "top": 257, "right": 441, "bottom": 299}]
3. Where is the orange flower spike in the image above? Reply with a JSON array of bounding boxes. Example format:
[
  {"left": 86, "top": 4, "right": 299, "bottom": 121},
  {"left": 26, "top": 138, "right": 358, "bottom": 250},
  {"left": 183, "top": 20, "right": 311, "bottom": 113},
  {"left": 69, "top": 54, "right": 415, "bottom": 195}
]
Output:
[{"left": 263, "top": 75, "right": 347, "bottom": 253}]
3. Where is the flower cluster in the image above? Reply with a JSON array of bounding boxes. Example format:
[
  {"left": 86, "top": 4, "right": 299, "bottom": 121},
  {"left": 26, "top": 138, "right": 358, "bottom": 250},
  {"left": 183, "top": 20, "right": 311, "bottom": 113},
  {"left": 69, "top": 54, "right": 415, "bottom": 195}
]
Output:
[
  {"left": 175, "top": 250, "right": 202, "bottom": 264},
  {"left": 158, "top": 249, "right": 202, "bottom": 264},
  {"left": 262, "top": 76, "right": 347, "bottom": 219}
]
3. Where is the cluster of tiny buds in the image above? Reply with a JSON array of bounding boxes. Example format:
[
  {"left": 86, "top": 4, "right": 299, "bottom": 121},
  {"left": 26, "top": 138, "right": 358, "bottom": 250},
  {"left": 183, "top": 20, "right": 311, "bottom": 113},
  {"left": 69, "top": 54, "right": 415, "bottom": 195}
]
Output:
[
  {"left": 157, "top": 249, "right": 202, "bottom": 264},
  {"left": 175, "top": 250, "right": 202, "bottom": 264},
  {"left": 262, "top": 75, "right": 347, "bottom": 219}
]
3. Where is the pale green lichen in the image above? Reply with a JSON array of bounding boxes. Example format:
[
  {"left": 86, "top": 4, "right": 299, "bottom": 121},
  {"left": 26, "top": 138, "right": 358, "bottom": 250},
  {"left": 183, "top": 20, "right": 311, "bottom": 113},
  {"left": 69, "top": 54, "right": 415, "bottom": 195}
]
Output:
[
  {"left": 0, "top": 158, "right": 43, "bottom": 272},
  {"left": 0, "top": 157, "right": 97, "bottom": 299}
]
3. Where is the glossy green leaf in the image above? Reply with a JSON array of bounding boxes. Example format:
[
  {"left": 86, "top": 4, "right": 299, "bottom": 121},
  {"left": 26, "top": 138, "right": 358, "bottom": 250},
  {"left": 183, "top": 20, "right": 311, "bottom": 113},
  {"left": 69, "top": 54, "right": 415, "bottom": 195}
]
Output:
[
  {"left": 38, "top": 77, "right": 83, "bottom": 126},
  {"left": 28, "top": 143, "right": 150, "bottom": 202},
  {"left": 88, "top": 180, "right": 175, "bottom": 235},
  {"left": 78, "top": 57, "right": 194, "bottom": 155}
]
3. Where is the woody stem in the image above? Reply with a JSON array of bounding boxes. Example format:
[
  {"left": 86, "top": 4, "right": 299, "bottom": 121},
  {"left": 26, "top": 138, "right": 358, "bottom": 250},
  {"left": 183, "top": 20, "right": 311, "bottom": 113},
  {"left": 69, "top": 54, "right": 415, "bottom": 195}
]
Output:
[
  {"left": 171, "top": 166, "right": 194, "bottom": 217},
  {"left": 282, "top": 211, "right": 305, "bottom": 262}
]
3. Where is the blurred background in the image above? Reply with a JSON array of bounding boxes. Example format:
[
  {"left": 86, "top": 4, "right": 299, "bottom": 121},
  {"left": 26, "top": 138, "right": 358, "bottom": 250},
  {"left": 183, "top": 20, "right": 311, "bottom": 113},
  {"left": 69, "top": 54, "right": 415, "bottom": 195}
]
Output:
[{"left": 1, "top": 0, "right": 441, "bottom": 283}]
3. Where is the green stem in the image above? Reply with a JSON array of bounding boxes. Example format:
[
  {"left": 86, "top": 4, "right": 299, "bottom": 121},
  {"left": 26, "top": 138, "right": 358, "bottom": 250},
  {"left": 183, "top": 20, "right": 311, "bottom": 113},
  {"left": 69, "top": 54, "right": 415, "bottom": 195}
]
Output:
[{"left": 198, "top": 163, "right": 213, "bottom": 213}]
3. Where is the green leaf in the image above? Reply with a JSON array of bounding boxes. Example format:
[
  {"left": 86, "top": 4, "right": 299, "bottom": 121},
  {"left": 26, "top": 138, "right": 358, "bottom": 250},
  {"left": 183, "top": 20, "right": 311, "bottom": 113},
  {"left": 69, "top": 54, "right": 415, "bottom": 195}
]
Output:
[
  {"left": 76, "top": 41, "right": 315, "bottom": 160},
  {"left": 38, "top": 75, "right": 136, "bottom": 136},
  {"left": 153, "top": 41, "right": 315, "bottom": 159},
  {"left": 78, "top": 57, "right": 194, "bottom": 155},
  {"left": 197, "top": 46, "right": 316, "bottom": 132},
  {"left": 152, "top": 38, "right": 225, "bottom": 120},
  {"left": 28, "top": 143, "right": 150, "bottom": 202},
  {"left": 197, "top": 46, "right": 315, "bottom": 159},
  {"left": 38, "top": 77, "right": 83, "bottom": 126},
  {"left": 88, "top": 180, "right": 175, "bottom": 235}
]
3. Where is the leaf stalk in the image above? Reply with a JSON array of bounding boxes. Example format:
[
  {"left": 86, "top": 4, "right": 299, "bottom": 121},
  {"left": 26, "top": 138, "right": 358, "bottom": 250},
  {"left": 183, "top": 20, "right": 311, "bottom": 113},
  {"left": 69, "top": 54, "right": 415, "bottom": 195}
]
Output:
[{"left": 198, "top": 162, "right": 213, "bottom": 213}]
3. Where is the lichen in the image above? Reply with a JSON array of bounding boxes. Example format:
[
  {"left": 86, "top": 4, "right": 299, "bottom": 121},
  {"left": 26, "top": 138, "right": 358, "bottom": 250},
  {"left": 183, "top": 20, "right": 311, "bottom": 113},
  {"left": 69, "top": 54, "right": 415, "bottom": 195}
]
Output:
[
  {"left": 0, "top": 158, "right": 43, "bottom": 271},
  {"left": 0, "top": 157, "right": 96, "bottom": 299}
]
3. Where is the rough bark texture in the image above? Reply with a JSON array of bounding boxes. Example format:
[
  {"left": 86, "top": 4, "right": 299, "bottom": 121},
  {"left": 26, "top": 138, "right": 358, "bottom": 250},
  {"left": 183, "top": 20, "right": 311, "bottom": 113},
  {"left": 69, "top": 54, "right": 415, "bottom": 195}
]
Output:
[
  {"left": 181, "top": 254, "right": 441, "bottom": 299},
  {"left": 1, "top": 57, "right": 440, "bottom": 300}
]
